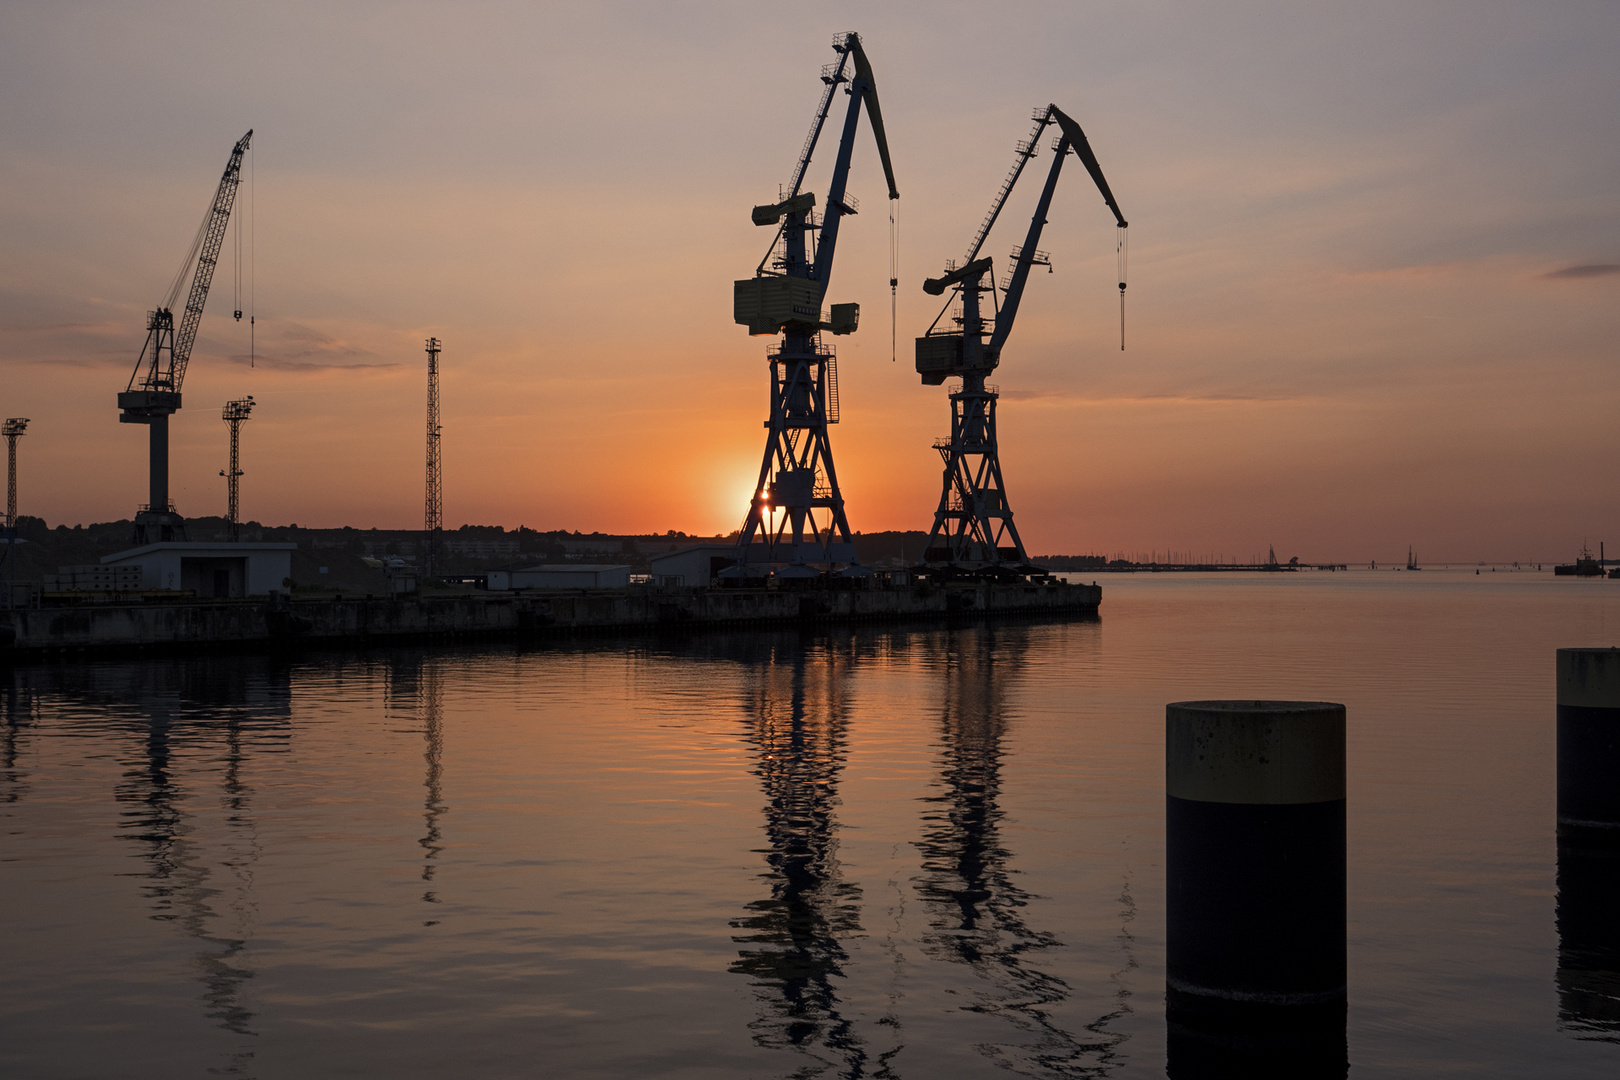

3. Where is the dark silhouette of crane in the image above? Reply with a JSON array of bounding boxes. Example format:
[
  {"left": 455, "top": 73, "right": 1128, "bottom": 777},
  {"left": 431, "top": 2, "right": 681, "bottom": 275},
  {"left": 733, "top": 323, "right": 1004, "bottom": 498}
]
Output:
[
  {"left": 728, "top": 33, "right": 899, "bottom": 579},
  {"left": 3, "top": 417, "right": 27, "bottom": 530},
  {"left": 915, "top": 106, "right": 1126, "bottom": 577},
  {"left": 120, "top": 130, "right": 252, "bottom": 545},
  {"left": 219, "top": 397, "right": 253, "bottom": 541},
  {"left": 3, "top": 417, "right": 27, "bottom": 609},
  {"left": 424, "top": 338, "right": 443, "bottom": 579}
]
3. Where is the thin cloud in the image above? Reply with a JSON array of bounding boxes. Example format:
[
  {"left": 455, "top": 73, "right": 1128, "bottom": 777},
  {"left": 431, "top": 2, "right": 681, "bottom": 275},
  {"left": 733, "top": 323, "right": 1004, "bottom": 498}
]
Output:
[
  {"left": 998, "top": 388, "right": 1304, "bottom": 405},
  {"left": 225, "top": 354, "right": 402, "bottom": 371},
  {"left": 241, "top": 322, "right": 393, "bottom": 370},
  {"left": 1545, "top": 264, "right": 1620, "bottom": 279}
]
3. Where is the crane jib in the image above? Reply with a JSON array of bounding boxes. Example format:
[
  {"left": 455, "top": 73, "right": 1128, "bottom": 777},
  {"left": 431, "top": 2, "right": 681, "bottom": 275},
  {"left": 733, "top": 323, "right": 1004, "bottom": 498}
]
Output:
[{"left": 125, "top": 130, "right": 252, "bottom": 401}]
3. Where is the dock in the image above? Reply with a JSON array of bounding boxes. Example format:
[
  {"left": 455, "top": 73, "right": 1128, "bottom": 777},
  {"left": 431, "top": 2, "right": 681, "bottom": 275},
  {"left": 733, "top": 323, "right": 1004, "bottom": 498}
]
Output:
[{"left": 0, "top": 579, "right": 1101, "bottom": 659}]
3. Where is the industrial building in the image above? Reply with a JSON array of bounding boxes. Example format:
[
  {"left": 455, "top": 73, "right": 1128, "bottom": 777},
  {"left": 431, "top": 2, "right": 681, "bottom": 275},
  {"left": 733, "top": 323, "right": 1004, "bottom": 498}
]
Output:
[
  {"left": 487, "top": 564, "right": 632, "bottom": 590},
  {"left": 100, "top": 541, "right": 295, "bottom": 598},
  {"left": 647, "top": 545, "right": 740, "bottom": 587}
]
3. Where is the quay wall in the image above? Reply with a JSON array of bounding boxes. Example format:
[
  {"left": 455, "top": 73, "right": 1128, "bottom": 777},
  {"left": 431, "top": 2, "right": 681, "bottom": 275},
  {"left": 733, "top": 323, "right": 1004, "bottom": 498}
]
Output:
[{"left": 0, "top": 580, "right": 1101, "bottom": 656}]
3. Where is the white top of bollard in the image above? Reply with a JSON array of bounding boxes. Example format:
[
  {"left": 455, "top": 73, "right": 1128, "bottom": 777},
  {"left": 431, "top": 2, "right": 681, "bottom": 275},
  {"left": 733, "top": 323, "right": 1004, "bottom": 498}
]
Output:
[
  {"left": 1557, "top": 648, "right": 1620, "bottom": 709},
  {"left": 1166, "top": 701, "right": 1346, "bottom": 805}
]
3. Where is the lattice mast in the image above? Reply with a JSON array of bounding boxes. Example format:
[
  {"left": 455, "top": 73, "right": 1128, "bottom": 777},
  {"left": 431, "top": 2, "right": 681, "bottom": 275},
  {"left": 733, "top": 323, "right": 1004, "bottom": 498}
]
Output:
[
  {"left": 914, "top": 105, "right": 1126, "bottom": 575},
  {"left": 730, "top": 33, "right": 899, "bottom": 573},
  {"left": 119, "top": 130, "right": 252, "bottom": 545},
  {"left": 4, "top": 418, "right": 28, "bottom": 528},
  {"left": 219, "top": 398, "right": 254, "bottom": 541},
  {"left": 424, "top": 338, "right": 443, "bottom": 578}
]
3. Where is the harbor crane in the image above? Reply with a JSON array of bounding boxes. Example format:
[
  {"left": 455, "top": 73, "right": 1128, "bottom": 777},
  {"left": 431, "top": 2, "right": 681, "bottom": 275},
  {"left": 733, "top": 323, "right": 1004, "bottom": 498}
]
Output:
[
  {"left": 729, "top": 32, "right": 899, "bottom": 577},
  {"left": 119, "top": 130, "right": 252, "bottom": 545},
  {"left": 914, "top": 105, "right": 1126, "bottom": 576}
]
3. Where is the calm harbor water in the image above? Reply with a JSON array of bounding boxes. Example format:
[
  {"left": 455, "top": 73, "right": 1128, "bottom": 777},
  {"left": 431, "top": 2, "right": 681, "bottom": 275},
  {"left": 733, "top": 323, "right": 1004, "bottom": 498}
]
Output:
[{"left": 3, "top": 569, "right": 1618, "bottom": 1078}]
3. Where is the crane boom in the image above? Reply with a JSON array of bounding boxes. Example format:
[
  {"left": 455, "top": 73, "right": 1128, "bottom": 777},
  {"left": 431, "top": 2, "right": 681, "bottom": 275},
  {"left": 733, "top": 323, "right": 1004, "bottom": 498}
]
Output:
[
  {"left": 964, "top": 110, "right": 1054, "bottom": 264},
  {"left": 126, "top": 129, "right": 251, "bottom": 396},
  {"left": 172, "top": 130, "right": 252, "bottom": 389},
  {"left": 988, "top": 107, "right": 1124, "bottom": 352}
]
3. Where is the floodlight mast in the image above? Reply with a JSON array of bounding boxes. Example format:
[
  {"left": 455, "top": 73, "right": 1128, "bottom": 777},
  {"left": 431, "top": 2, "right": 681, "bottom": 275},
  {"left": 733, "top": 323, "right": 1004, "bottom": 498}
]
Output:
[
  {"left": 119, "top": 130, "right": 252, "bottom": 545},
  {"left": 914, "top": 104, "right": 1126, "bottom": 578},
  {"left": 219, "top": 397, "right": 254, "bottom": 541},
  {"left": 729, "top": 32, "right": 899, "bottom": 578},
  {"left": 3, "top": 418, "right": 28, "bottom": 529},
  {"left": 2, "top": 418, "right": 26, "bottom": 610}
]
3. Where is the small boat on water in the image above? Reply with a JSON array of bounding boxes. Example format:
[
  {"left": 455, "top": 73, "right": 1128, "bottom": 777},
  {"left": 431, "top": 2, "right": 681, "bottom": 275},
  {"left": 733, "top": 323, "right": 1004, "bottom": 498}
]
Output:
[
  {"left": 1555, "top": 542, "right": 1607, "bottom": 578},
  {"left": 1406, "top": 546, "right": 1420, "bottom": 571}
]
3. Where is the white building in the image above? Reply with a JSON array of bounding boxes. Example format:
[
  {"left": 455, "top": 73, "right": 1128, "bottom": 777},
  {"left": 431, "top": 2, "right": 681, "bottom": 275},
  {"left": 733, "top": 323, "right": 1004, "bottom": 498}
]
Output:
[
  {"left": 487, "top": 564, "right": 632, "bottom": 590},
  {"left": 101, "top": 542, "right": 297, "bottom": 599},
  {"left": 646, "top": 545, "right": 739, "bottom": 587}
]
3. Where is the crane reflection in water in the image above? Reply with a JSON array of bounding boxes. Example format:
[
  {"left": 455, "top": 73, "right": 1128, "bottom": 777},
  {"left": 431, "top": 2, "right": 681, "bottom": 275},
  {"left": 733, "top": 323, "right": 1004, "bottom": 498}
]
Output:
[
  {"left": 385, "top": 653, "right": 448, "bottom": 923},
  {"left": 728, "top": 636, "right": 882, "bottom": 1078},
  {"left": 914, "top": 624, "right": 1131, "bottom": 1075},
  {"left": 97, "top": 659, "right": 292, "bottom": 1077}
]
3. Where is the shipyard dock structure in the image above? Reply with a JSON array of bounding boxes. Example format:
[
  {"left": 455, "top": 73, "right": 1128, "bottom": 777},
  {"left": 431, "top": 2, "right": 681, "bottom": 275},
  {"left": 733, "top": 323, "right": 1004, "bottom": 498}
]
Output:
[{"left": 0, "top": 578, "right": 1099, "bottom": 658}]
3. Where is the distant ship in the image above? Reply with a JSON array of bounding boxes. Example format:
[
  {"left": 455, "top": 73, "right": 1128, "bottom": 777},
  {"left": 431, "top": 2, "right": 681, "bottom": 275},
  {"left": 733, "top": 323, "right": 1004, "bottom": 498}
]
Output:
[
  {"left": 1555, "top": 542, "right": 1606, "bottom": 578},
  {"left": 1406, "top": 546, "right": 1420, "bottom": 571}
]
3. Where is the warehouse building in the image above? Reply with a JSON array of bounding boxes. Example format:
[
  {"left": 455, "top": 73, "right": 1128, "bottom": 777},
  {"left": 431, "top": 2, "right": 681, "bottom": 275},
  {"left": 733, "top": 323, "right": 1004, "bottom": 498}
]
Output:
[{"left": 99, "top": 541, "right": 297, "bottom": 598}]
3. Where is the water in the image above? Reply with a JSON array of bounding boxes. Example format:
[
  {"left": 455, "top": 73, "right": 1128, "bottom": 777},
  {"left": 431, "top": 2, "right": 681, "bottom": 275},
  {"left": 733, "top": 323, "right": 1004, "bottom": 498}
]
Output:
[{"left": 2, "top": 570, "right": 1617, "bottom": 1078}]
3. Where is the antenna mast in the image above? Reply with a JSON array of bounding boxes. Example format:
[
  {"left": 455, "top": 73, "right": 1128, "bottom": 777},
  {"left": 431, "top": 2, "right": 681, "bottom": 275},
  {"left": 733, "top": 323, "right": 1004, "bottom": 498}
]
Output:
[{"left": 424, "top": 338, "right": 443, "bottom": 579}]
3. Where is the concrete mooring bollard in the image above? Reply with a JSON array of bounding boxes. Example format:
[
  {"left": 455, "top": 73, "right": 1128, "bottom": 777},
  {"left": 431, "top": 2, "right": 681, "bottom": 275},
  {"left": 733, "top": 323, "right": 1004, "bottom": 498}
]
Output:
[
  {"left": 1555, "top": 648, "right": 1620, "bottom": 1039},
  {"left": 1557, "top": 648, "right": 1620, "bottom": 836},
  {"left": 1165, "top": 700, "right": 1347, "bottom": 1078}
]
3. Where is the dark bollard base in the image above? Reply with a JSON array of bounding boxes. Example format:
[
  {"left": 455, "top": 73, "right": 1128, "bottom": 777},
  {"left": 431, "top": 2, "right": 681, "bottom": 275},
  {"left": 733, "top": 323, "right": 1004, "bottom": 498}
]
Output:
[
  {"left": 1167, "top": 795, "right": 1347, "bottom": 997},
  {"left": 1166, "top": 987, "right": 1348, "bottom": 1079},
  {"left": 1558, "top": 703, "right": 1620, "bottom": 830},
  {"left": 1557, "top": 829, "right": 1620, "bottom": 1040}
]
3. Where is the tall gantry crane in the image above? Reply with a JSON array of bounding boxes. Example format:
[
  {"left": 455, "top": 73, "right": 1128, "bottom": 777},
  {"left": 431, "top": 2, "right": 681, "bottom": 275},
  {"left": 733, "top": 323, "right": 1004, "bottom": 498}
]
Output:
[
  {"left": 219, "top": 397, "right": 254, "bottom": 541},
  {"left": 915, "top": 105, "right": 1126, "bottom": 577},
  {"left": 120, "top": 130, "right": 252, "bottom": 545},
  {"left": 729, "top": 32, "right": 899, "bottom": 578}
]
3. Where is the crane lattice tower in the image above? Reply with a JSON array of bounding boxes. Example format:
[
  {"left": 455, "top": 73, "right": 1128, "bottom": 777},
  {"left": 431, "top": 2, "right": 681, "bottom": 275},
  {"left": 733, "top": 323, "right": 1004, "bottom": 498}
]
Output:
[
  {"left": 4, "top": 418, "right": 29, "bottom": 529},
  {"left": 914, "top": 105, "right": 1126, "bottom": 576},
  {"left": 219, "top": 397, "right": 254, "bottom": 541},
  {"left": 119, "top": 130, "right": 252, "bottom": 546},
  {"left": 729, "top": 33, "right": 898, "bottom": 576},
  {"left": 424, "top": 337, "right": 443, "bottom": 579}
]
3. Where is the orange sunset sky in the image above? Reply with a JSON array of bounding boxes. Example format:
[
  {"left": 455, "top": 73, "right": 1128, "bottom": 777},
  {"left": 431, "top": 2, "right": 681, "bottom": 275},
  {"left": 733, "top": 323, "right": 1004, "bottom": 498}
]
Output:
[{"left": 2, "top": 2, "right": 1616, "bottom": 563}]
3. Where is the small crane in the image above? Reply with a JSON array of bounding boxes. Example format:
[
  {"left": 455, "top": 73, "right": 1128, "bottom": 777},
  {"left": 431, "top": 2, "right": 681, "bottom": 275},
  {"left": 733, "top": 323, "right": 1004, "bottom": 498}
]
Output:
[
  {"left": 119, "top": 130, "right": 252, "bottom": 544},
  {"left": 728, "top": 32, "right": 899, "bottom": 577},
  {"left": 914, "top": 105, "right": 1126, "bottom": 576}
]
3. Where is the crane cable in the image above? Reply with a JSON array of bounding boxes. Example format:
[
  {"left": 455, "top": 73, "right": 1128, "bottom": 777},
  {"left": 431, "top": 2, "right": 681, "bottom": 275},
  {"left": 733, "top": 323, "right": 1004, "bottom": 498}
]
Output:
[
  {"left": 1116, "top": 224, "right": 1128, "bottom": 351},
  {"left": 249, "top": 141, "right": 255, "bottom": 368},
  {"left": 889, "top": 197, "right": 899, "bottom": 362}
]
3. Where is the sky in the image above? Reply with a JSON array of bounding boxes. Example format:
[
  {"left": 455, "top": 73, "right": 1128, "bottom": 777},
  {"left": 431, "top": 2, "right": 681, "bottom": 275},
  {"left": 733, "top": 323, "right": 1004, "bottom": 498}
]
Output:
[{"left": 1, "top": 1, "right": 1616, "bottom": 563}]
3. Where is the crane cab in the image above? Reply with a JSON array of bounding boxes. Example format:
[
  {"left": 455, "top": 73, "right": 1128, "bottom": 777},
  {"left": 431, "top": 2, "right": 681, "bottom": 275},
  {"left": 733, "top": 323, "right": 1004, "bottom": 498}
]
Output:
[{"left": 915, "top": 334, "right": 998, "bottom": 385}]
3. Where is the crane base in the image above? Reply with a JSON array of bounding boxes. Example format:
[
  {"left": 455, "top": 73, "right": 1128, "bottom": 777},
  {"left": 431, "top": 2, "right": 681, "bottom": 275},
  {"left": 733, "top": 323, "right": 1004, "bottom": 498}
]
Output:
[{"left": 133, "top": 509, "right": 189, "bottom": 546}]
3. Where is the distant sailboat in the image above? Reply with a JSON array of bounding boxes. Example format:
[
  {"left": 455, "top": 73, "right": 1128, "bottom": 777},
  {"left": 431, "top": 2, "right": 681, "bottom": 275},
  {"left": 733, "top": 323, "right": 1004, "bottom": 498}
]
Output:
[{"left": 1406, "top": 546, "right": 1420, "bottom": 571}]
